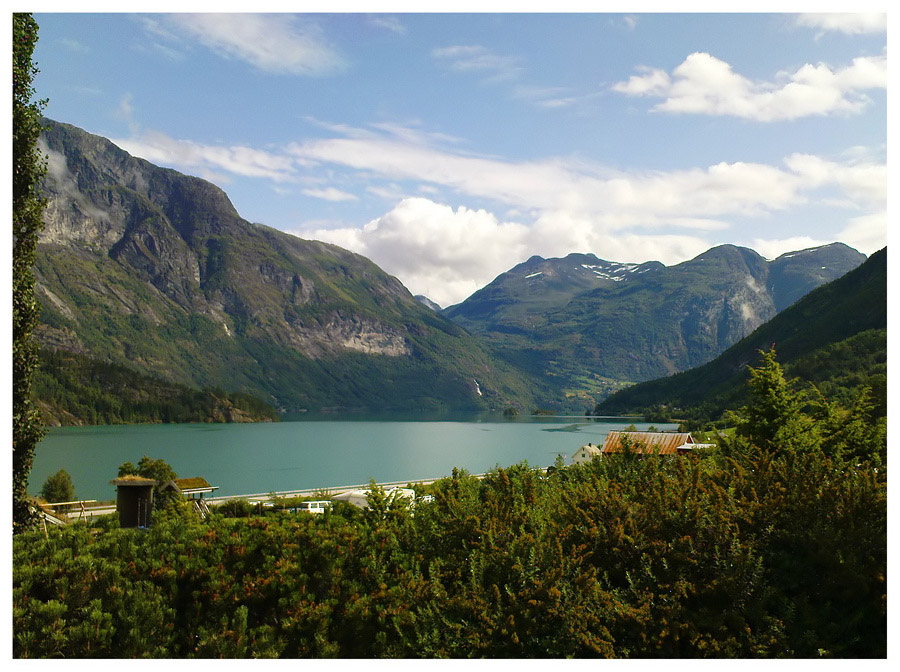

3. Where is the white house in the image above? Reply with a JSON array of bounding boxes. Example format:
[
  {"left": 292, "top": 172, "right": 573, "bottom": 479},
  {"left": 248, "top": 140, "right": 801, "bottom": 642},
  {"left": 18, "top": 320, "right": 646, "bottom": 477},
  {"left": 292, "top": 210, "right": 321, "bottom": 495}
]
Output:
[{"left": 571, "top": 443, "right": 602, "bottom": 465}]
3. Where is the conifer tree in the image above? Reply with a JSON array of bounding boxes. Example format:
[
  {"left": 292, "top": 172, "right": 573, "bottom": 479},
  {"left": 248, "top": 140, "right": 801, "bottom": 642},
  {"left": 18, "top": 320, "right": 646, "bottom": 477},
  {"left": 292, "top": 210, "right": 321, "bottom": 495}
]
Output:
[{"left": 13, "top": 13, "right": 47, "bottom": 532}]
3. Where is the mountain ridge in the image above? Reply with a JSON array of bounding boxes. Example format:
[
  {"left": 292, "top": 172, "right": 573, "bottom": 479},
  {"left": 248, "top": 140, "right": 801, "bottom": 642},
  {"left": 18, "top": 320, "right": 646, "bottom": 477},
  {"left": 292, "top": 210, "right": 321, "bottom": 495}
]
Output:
[
  {"left": 35, "top": 119, "right": 540, "bottom": 413},
  {"left": 443, "top": 240, "right": 866, "bottom": 408}
]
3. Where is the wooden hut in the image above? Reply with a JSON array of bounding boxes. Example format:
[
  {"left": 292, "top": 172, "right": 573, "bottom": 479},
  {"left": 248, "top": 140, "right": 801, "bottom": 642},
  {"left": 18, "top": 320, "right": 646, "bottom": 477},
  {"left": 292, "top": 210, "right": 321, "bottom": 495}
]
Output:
[{"left": 110, "top": 475, "right": 157, "bottom": 528}]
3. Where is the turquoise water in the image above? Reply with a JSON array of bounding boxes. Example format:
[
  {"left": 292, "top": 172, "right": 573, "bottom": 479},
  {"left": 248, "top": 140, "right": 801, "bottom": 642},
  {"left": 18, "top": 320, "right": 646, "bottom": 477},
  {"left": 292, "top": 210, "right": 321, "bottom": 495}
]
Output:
[{"left": 29, "top": 417, "right": 675, "bottom": 501}]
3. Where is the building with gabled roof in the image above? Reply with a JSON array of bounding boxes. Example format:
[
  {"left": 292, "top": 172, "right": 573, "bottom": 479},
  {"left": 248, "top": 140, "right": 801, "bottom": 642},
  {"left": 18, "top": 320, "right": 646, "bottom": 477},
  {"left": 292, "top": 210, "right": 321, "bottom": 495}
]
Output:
[
  {"left": 571, "top": 442, "right": 602, "bottom": 465},
  {"left": 600, "top": 431, "right": 696, "bottom": 456}
]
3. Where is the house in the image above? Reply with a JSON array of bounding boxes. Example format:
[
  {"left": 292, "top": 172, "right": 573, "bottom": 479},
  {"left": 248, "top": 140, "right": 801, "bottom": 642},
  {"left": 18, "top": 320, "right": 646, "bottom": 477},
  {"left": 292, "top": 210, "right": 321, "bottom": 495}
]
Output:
[
  {"left": 600, "top": 431, "right": 697, "bottom": 456},
  {"left": 110, "top": 475, "right": 157, "bottom": 528},
  {"left": 571, "top": 442, "right": 602, "bottom": 465}
]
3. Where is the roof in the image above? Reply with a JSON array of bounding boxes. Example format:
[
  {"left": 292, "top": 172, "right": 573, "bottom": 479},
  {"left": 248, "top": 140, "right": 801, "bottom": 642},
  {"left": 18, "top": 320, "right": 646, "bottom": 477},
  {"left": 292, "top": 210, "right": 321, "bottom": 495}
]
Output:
[
  {"left": 110, "top": 475, "right": 157, "bottom": 486},
  {"left": 160, "top": 477, "right": 218, "bottom": 495},
  {"left": 174, "top": 477, "right": 213, "bottom": 491},
  {"left": 601, "top": 431, "right": 694, "bottom": 456}
]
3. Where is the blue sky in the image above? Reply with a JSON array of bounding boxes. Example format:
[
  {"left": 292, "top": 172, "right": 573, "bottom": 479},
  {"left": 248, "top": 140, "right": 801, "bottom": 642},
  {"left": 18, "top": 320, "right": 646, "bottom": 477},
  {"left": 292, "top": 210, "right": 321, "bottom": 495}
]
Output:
[{"left": 30, "top": 6, "right": 888, "bottom": 306}]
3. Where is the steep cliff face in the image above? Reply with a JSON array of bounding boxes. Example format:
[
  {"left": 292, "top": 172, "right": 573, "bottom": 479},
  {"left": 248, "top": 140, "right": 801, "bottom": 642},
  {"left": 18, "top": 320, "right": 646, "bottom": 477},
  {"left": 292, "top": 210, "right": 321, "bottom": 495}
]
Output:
[{"left": 35, "top": 120, "right": 538, "bottom": 412}]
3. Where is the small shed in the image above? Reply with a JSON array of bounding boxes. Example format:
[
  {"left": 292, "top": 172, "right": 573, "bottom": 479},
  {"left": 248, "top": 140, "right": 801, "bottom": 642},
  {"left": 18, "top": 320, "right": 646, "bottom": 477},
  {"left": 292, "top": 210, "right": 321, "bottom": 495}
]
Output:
[
  {"left": 110, "top": 475, "right": 157, "bottom": 528},
  {"left": 571, "top": 442, "right": 602, "bottom": 465},
  {"left": 601, "top": 431, "right": 696, "bottom": 456}
]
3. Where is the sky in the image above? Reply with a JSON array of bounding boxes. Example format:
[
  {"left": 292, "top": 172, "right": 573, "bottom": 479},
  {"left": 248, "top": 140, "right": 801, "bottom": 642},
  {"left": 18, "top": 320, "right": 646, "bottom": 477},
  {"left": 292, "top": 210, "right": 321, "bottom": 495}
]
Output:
[{"left": 29, "top": 4, "right": 889, "bottom": 307}]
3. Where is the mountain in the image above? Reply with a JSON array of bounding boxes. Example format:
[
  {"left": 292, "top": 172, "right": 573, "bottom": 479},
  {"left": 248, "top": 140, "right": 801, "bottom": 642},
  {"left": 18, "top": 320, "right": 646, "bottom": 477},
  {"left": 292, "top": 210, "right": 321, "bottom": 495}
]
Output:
[
  {"left": 444, "top": 243, "right": 866, "bottom": 409},
  {"left": 414, "top": 295, "right": 442, "bottom": 312},
  {"left": 34, "top": 119, "right": 539, "bottom": 413},
  {"left": 596, "top": 248, "right": 887, "bottom": 420}
]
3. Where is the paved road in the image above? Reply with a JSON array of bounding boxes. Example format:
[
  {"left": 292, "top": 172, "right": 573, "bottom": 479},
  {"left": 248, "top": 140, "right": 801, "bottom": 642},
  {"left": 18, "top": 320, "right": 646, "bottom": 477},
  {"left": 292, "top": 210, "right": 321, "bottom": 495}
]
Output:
[{"left": 72, "top": 473, "right": 495, "bottom": 520}]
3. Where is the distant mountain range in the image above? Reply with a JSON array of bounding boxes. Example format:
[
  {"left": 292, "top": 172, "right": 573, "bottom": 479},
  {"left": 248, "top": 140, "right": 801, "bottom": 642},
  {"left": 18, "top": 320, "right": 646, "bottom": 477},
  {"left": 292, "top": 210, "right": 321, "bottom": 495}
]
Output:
[
  {"left": 33, "top": 119, "right": 873, "bottom": 418},
  {"left": 34, "top": 119, "right": 539, "bottom": 414},
  {"left": 444, "top": 243, "right": 866, "bottom": 408},
  {"left": 596, "top": 247, "right": 886, "bottom": 420}
]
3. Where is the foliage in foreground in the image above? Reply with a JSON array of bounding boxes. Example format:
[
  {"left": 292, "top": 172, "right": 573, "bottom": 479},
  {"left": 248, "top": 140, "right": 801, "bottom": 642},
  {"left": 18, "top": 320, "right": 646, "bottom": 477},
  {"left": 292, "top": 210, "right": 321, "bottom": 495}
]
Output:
[
  {"left": 13, "top": 352, "right": 886, "bottom": 658},
  {"left": 14, "top": 457, "right": 885, "bottom": 657}
]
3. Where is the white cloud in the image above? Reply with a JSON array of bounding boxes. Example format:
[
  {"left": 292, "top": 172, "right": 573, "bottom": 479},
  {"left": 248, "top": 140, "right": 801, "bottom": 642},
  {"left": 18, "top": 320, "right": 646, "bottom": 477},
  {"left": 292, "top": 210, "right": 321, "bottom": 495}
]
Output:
[
  {"left": 749, "top": 236, "right": 831, "bottom": 260},
  {"left": 288, "top": 124, "right": 882, "bottom": 223},
  {"left": 301, "top": 187, "right": 358, "bottom": 202},
  {"left": 613, "top": 51, "right": 886, "bottom": 121},
  {"left": 298, "top": 197, "right": 715, "bottom": 307},
  {"left": 836, "top": 210, "right": 887, "bottom": 254},
  {"left": 111, "top": 131, "right": 297, "bottom": 183},
  {"left": 106, "top": 119, "right": 885, "bottom": 306},
  {"left": 368, "top": 15, "right": 406, "bottom": 34},
  {"left": 796, "top": 13, "right": 886, "bottom": 35},
  {"left": 432, "top": 44, "right": 522, "bottom": 82},
  {"left": 164, "top": 14, "right": 345, "bottom": 75}
]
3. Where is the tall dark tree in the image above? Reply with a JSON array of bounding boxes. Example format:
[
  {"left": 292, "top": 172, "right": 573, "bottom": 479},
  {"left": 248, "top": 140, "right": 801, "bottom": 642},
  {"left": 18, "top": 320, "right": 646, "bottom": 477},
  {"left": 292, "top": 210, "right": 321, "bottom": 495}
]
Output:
[{"left": 13, "top": 13, "right": 47, "bottom": 532}]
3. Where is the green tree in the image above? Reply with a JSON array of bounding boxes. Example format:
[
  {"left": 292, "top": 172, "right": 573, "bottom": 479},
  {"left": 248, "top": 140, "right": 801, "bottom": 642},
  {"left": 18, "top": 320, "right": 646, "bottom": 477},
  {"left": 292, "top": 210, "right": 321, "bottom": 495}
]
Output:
[
  {"left": 40, "top": 469, "right": 74, "bottom": 504},
  {"left": 734, "top": 348, "right": 818, "bottom": 455},
  {"left": 13, "top": 13, "right": 48, "bottom": 532}
]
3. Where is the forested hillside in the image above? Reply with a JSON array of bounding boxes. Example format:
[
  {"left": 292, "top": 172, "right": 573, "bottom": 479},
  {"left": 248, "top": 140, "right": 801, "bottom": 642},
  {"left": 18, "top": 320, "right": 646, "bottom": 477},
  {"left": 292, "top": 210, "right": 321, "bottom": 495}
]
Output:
[
  {"left": 34, "top": 349, "right": 279, "bottom": 425},
  {"left": 597, "top": 248, "right": 886, "bottom": 424}
]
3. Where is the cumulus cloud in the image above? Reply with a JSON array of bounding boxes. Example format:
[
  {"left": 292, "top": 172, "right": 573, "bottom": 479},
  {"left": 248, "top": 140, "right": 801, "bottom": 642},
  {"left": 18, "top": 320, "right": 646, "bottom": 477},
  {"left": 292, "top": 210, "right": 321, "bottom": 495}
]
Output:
[
  {"left": 795, "top": 13, "right": 886, "bottom": 35},
  {"left": 613, "top": 51, "right": 886, "bottom": 121},
  {"left": 163, "top": 14, "right": 345, "bottom": 75},
  {"left": 297, "top": 198, "right": 712, "bottom": 307}
]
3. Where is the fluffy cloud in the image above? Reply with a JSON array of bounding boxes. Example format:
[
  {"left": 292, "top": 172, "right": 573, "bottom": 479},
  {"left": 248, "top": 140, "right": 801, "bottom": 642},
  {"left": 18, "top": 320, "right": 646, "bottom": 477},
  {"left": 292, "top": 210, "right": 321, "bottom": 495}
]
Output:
[
  {"left": 795, "top": 13, "right": 886, "bottom": 35},
  {"left": 613, "top": 51, "right": 886, "bottom": 121},
  {"left": 164, "top": 14, "right": 345, "bottom": 75},
  {"left": 299, "top": 198, "right": 712, "bottom": 307}
]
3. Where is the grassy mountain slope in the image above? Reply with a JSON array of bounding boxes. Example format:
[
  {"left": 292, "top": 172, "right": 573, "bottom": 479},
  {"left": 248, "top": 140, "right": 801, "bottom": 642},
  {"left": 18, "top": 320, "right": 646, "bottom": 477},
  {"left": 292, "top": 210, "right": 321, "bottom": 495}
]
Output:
[
  {"left": 596, "top": 247, "right": 887, "bottom": 419},
  {"left": 35, "top": 119, "right": 540, "bottom": 413},
  {"left": 444, "top": 243, "right": 865, "bottom": 410}
]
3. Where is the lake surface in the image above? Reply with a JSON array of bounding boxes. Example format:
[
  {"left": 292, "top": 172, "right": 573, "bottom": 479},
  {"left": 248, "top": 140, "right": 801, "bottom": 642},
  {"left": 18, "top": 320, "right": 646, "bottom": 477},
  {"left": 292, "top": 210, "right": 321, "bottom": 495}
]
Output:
[{"left": 30, "top": 416, "right": 676, "bottom": 501}]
